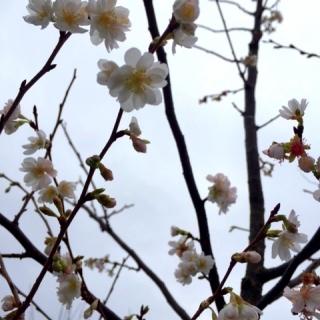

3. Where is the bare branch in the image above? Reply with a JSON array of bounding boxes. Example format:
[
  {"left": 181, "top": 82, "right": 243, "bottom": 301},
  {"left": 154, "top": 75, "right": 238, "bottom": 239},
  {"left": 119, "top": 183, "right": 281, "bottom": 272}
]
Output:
[
  {"left": 263, "top": 39, "right": 320, "bottom": 59},
  {"left": 199, "top": 88, "right": 244, "bottom": 104},
  {"left": 193, "top": 44, "right": 236, "bottom": 63},
  {"left": 256, "top": 114, "right": 280, "bottom": 130},
  {"left": 197, "top": 23, "right": 252, "bottom": 33},
  {"left": 214, "top": 0, "right": 254, "bottom": 15}
]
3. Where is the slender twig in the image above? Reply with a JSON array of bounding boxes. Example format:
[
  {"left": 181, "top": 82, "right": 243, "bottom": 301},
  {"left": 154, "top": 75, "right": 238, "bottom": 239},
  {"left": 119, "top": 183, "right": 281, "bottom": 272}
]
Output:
[
  {"left": 263, "top": 39, "right": 320, "bottom": 59},
  {"left": 199, "top": 88, "right": 244, "bottom": 104},
  {"left": 215, "top": 0, "right": 246, "bottom": 83},
  {"left": 193, "top": 44, "right": 236, "bottom": 62},
  {"left": 217, "top": 0, "right": 254, "bottom": 15},
  {"left": 0, "top": 253, "right": 21, "bottom": 306},
  {"left": 197, "top": 24, "right": 252, "bottom": 33},
  {"left": 256, "top": 114, "right": 280, "bottom": 130},
  {"left": 231, "top": 102, "right": 244, "bottom": 115},
  {"left": 0, "top": 32, "right": 72, "bottom": 135}
]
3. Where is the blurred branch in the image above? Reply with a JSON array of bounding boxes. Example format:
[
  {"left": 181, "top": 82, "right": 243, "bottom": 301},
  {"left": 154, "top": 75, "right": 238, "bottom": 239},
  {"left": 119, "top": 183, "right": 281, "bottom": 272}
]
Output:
[
  {"left": 197, "top": 24, "right": 252, "bottom": 33},
  {"left": 213, "top": 0, "right": 254, "bottom": 15},
  {"left": 263, "top": 39, "right": 320, "bottom": 59},
  {"left": 0, "top": 31, "right": 72, "bottom": 135},
  {"left": 194, "top": 44, "right": 236, "bottom": 62},
  {"left": 199, "top": 88, "right": 244, "bottom": 104},
  {"left": 142, "top": 0, "right": 225, "bottom": 311},
  {"left": 256, "top": 114, "right": 280, "bottom": 130},
  {"left": 215, "top": 0, "right": 246, "bottom": 83}
]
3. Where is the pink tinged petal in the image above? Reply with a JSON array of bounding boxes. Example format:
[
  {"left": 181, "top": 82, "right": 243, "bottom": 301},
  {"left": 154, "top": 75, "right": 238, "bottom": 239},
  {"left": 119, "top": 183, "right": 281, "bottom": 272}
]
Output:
[
  {"left": 124, "top": 48, "right": 141, "bottom": 67},
  {"left": 136, "top": 52, "right": 154, "bottom": 70},
  {"left": 291, "top": 299, "right": 305, "bottom": 313}
]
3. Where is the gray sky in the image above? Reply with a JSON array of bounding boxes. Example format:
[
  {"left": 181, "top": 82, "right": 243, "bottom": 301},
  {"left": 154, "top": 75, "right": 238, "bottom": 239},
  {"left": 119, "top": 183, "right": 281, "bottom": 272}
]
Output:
[{"left": 1, "top": 1, "right": 320, "bottom": 320}]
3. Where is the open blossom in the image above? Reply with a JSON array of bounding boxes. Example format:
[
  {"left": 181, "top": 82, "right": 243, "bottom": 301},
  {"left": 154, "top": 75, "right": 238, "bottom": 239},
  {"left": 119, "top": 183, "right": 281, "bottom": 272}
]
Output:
[
  {"left": 0, "top": 99, "right": 21, "bottom": 135},
  {"left": 283, "top": 285, "right": 320, "bottom": 314},
  {"left": 206, "top": 173, "right": 237, "bottom": 214},
  {"left": 172, "top": 27, "right": 198, "bottom": 54},
  {"left": 22, "top": 130, "right": 47, "bottom": 155},
  {"left": 168, "top": 235, "right": 194, "bottom": 257},
  {"left": 57, "top": 181, "right": 77, "bottom": 199},
  {"left": 97, "top": 59, "right": 119, "bottom": 86},
  {"left": 173, "top": 0, "right": 200, "bottom": 24},
  {"left": 272, "top": 210, "right": 308, "bottom": 261},
  {"left": 57, "top": 274, "right": 81, "bottom": 309},
  {"left": 88, "top": 0, "right": 131, "bottom": 52},
  {"left": 107, "top": 47, "right": 168, "bottom": 112},
  {"left": 23, "top": 0, "right": 54, "bottom": 29},
  {"left": 38, "top": 185, "right": 58, "bottom": 203},
  {"left": 195, "top": 252, "right": 215, "bottom": 274},
  {"left": 53, "top": 0, "right": 90, "bottom": 33},
  {"left": 279, "top": 98, "right": 308, "bottom": 120},
  {"left": 20, "top": 157, "right": 57, "bottom": 191}
]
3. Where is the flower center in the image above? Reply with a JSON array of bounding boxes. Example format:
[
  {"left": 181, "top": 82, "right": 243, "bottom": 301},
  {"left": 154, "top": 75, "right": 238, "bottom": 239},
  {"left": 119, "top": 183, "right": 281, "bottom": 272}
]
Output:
[
  {"left": 32, "top": 167, "right": 45, "bottom": 180},
  {"left": 290, "top": 140, "right": 305, "bottom": 157},
  {"left": 125, "top": 70, "right": 151, "bottom": 94},
  {"left": 99, "top": 11, "right": 116, "bottom": 29},
  {"left": 182, "top": 4, "right": 195, "bottom": 19},
  {"left": 39, "top": 10, "right": 48, "bottom": 20},
  {"left": 62, "top": 10, "right": 78, "bottom": 25}
]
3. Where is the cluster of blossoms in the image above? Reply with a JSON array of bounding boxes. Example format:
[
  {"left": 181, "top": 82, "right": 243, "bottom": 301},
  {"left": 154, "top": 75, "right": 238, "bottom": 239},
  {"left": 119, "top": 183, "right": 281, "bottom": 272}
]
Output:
[
  {"left": 218, "top": 291, "right": 262, "bottom": 320},
  {"left": 0, "top": 99, "right": 22, "bottom": 134},
  {"left": 51, "top": 252, "right": 82, "bottom": 310},
  {"left": 168, "top": 228, "right": 215, "bottom": 285},
  {"left": 170, "top": 0, "right": 199, "bottom": 54},
  {"left": 23, "top": 0, "right": 131, "bottom": 52},
  {"left": 240, "top": 54, "right": 257, "bottom": 67},
  {"left": 267, "top": 210, "right": 308, "bottom": 262},
  {"left": 263, "top": 98, "right": 320, "bottom": 202},
  {"left": 261, "top": 10, "right": 283, "bottom": 34},
  {"left": 283, "top": 272, "right": 320, "bottom": 320},
  {"left": 206, "top": 173, "right": 237, "bottom": 214}
]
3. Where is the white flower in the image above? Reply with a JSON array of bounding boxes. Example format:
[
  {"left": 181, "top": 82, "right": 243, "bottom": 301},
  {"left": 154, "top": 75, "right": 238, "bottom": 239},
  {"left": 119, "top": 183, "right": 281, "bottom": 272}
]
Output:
[
  {"left": 38, "top": 185, "right": 58, "bottom": 203},
  {"left": 53, "top": 0, "right": 89, "bottom": 33},
  {"left": 218, "top": 302, "right": 239, "bottom": 320},
  {"left": 1, "top": 295, "right": 16, "bottom": 311},
  {"left": 22, "top": 130, "right": 47, "bottom": 155},
  {"left": 0, "top": 99, "right": 21, "bottom": 134},
  {"left": 57, "top": 181, "right": 77, "bottom": 199},
  {"left": 168, "top": 235, "right": 194, "bottom": 257},
  {"left": 23, "top": 0, "right": 54, "bottom": 29},
  {"left": 170, "top": 226, "right": 180, "bottom": 236},
  {"left": 57, "top": 274, "right": 81, "bottom": 309},
  {"left": 129, "top": 116, "right": 141, "bottom": 136},
  {"left": 107, "top": 47, "right": 168, "bottom": 112},
  {"left": 97, "top": 59, "right": 119, "bottom": 86},
  {"left": 20, "top": 157, "right": 57, "bottom": 191},
  {"left": 88, "top": 0, "right": 131, "bottom": 52},
  {"left": 283, "top": 285, "right": 320, "bottom": 313},
  {"left": 206, "top": 173, "right": 237, "bottom": 214},
  {"left": 195, "top": 252, "right": 215, "bottom": 275},
  {"left": 173, "top": 0, "right": 200, "bottom": 24},
  {"left": 279, "top": 98, "right": 308, "bottom": 120},
  {"left": 272, "top": 213, "right": 308, "bottom": 262},
  {"left": 240, "top": 55, "right": 257, "bottom": 67},
  {"left": 174, "top": 264, "right": 193, "bottom": 285},
  {"left": 172, "top": 28, "right": 198, "bottom": 54}
]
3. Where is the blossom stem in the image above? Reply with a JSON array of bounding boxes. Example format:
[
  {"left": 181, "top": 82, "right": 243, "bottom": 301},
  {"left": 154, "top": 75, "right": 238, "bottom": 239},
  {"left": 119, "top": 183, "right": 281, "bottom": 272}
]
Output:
[{"left": 0, "top": 31, "right": 72, "bottom": 135}]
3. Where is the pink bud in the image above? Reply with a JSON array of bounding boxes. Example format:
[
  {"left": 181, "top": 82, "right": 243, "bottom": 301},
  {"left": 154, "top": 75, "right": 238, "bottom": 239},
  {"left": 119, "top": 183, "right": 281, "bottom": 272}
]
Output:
[
  {"left": 132, "top": 136, "right": 147, "bottom": 153},
  {"left": 298, "top": 155, "right": 315, "bottom": 173},
  {"left": 268, "top": 143, "right": 285, "bottom": 160},
  {"left": 243, "top": 251, "right": 261, "bottom": 263}
]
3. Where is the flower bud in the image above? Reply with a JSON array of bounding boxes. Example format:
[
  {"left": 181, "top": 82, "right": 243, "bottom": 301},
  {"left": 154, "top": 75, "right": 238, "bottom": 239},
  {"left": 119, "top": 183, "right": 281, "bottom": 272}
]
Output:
[
  {"left": 39, "top": 205, "right": 58, "bottom": 218},
  {"left": 132, "top": 136, "right": 149, "bottom": 153},
  {"left": 44, "top": 237, "right": 57, "bottom": 256},
  {"left": 53, "top": 196, "right": 64, "bottom": 216},
  {"left": 129, "top": 117, "right": 142, "bottom": 136},
  {"left": 170, "top": 226, "right": 180, "bottom": 236},
  {"left": 233, "top": 251, "right": 261, "bottom": 263},
  {"left": 84, "top": 300, "right": 99, "bottom": 319},
  {"left": 98, "top": 163, "right": 114, "bottom": 181},
  {"left": 1, "top": 295, "right": 17, "bottom": 311},
  {"left": 96, "top": 194, "right": 117, "bottom": 208},
  {"left": 86, "top": 155, "right": 101, "bottom": 168},
  {"left": 298, "top": 155, "right": 315, "bottom": 173},
  {"left": 263, "top": 143, "right": 285, "bottom": 161}
]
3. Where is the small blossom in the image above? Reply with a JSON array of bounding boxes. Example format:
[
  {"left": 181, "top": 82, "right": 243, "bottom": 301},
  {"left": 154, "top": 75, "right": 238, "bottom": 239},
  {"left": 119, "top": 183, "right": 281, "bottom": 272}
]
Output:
[
  {"left": 0, "top": 99, "right": 21, "bottom": 134},
  {"left": 107, "top": 47, "right": 168, "bottom": 112},
  {"left": 53, "top": 0, "right": 90, "bottom": 33},
  {"left": 57, "top": 181, "right": 77, "bottom": 199},
  {"left": 1, "top": 295, "right": 17, "bottom": 311},
  {"left": 195, "top": 252, "right": 215, "bottom": 274},
  {"left": 23, "top": 0, "right": 54, "bottom": 29},
  {"left": 283, "top": 285, "right": 320, "bottom": 313},
  {"left": 170, "top": 226, "right": 180, "bottom": 236},
  {"left": 38, "top": 185, "right": 58, "bottom": 203},
  {"left": 240, "top": 54, "right": 257, "bottom": 67},
  {"left": 174, "top": 263, "right": 193, "bottom": 285},
  {"left": 279, "top": 98, "right": 308, "bottom": 121},
  {"left": 173, "top": 0, "right": 200, "bottom": 24},
  {"left": 88, "top": 0, "right": 131, "bottom": 52},
  {"left": 44, "top": 237, "right": 57, "bottom": 256},
  {"left": 262, "top": 143, "right": 285, "bottom": 161},
  {"left": 298, "top": 155, "right": 315, "bottom": 173},
  {"left": 57, "top": 274, "right": 81, "bottom": 309},
  {"left": 97, "top": 59, "right": 119, "bottom": 86},
  {"left": 168, "top": 235, "right": 194, "bottom": 257},
  {"left": 22, "top": 130, "right": 47, "bottom": 155},
  {"left": 172, "top": 28, "right": 198, "bottom": 54},
  {"left": 20, "top": 157, "right": 57, "bottom": 191},
  {"left": 129, "top": 116, "right": 141, "bottom": 136}
]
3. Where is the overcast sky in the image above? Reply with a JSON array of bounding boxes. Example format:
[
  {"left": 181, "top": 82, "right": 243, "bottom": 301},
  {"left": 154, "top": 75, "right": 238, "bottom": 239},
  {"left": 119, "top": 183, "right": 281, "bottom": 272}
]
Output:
[{"left": 1, "top": 1, "right": 320, "bottom": 320}]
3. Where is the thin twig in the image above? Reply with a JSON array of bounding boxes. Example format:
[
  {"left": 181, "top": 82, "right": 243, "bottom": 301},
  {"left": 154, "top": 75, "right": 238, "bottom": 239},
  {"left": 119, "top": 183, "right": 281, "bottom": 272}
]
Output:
[
  {"left": 256, "top": 114, "right": 280, "bottom": 130},
  {"left": 193, "top": 44, "right": 236, "bottom": 62},
  {"left": 216, "top": 0, "right": 254, "bottom": 15},
  {"left": 197, "top": 24, "right": 252, "bottom": 33},
  {"left": 199, "top": 88, "right": 244, "bottom": 104}
]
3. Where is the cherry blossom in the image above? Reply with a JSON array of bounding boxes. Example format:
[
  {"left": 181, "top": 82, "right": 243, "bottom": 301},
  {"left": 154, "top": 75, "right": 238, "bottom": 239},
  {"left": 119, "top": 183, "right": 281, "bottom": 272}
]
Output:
[
  {"left": 22, "top": 130, "right": 47, "bottom": 155},
  {"left": 23, "top": 0, "right": 53, "bottom": 29},
  {"left": 279, "top": 98, "right": 308, "bottom": 121}
]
